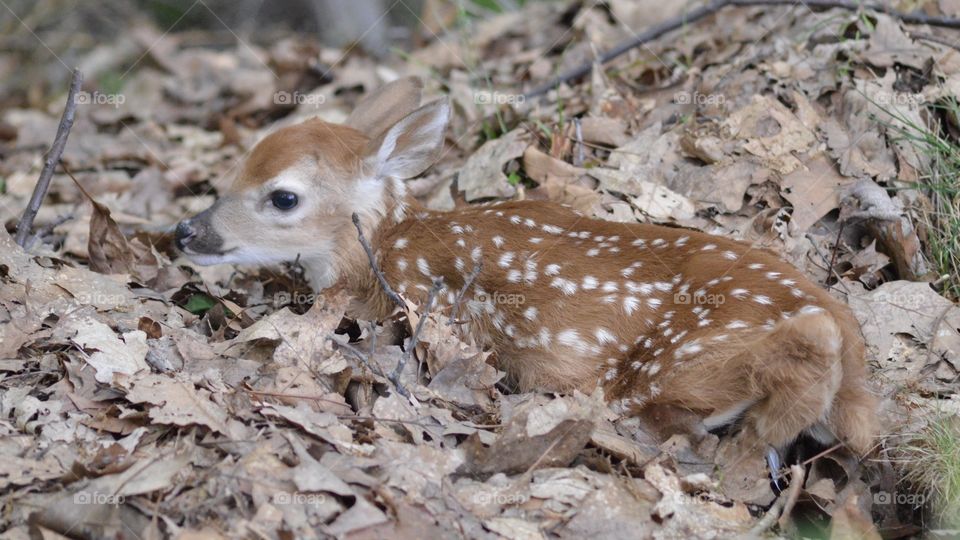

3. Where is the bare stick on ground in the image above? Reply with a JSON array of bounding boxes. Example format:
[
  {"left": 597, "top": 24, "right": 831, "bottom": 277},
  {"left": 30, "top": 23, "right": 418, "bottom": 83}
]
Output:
[
  {"left": 524, "top": 0, "right": 960, "bottom": 99},
  {"left": 15, "top": 69, "right": 83, "bottom": 248},
  {"left": 352, "top": 212, "right": 407, "bottom": 311},
  {"left": 741, "top": 463, "right": 806, "bottom": 539}
]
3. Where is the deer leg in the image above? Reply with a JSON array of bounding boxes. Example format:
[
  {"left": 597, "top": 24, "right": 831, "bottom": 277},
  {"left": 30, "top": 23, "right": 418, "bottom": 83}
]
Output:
[{"left": 740, "top": 311, "right": 845, "bottom": 453}]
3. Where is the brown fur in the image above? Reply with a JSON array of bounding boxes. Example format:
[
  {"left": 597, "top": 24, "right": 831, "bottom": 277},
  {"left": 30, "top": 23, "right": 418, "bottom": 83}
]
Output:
[
  {"left": 233, "top": 119, "right": 368, "bottom": 193},
  {"left": 358, "top": 200, "right": 878, "bottom": 454}
]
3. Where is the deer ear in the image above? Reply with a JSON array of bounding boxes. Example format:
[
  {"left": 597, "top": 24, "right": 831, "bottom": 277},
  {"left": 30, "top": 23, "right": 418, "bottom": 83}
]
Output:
[
  {"left": 365, "top": 99, "right": 449, "bottom": 180},
  {"left": 347, "top": 77, "right": 423, "bottom": 138}
]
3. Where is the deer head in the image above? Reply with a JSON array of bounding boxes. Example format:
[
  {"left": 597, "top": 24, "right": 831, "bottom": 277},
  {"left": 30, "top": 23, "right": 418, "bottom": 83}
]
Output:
[{"left": 174, "top": 77, "right": 450, "bottom": 288}]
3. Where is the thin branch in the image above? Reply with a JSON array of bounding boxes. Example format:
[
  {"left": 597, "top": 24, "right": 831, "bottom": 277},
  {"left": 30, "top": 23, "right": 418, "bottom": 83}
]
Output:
[
  {"left": 395, "top": 277, "right": 444, "bottom": 386},
  {"left": 524, "top": 0, "right": 960, "bottom": 99},
  {"left": 15, "top": 69, "right": 83, "bottom": 247},
  {"left": 448, "top": 261, "right": 482, "bottom": 325},
  {"left": 351, "top": 212, "right": 407, "bottom": 311}
]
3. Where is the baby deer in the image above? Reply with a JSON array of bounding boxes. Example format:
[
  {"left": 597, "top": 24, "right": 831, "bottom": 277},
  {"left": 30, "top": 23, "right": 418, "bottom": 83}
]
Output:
[{"left": 176, "top": 77, "right": 877, "bottom": 457}]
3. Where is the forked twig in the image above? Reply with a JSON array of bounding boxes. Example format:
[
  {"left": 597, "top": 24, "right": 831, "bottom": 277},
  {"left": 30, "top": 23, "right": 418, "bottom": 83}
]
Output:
[
  {"left": 15, "top": 69, "right": 83, "bottom": 248},
  {"left": 448, "top": 261, "right": 482, "bottom": 325},
  {"left": 742, "top": 463, "right": 806, "bottom": 539},
  {"left": 351, "top": 212, "right": 406, "bottom": 311},
  {"left": 396, "top": 277, "right": 444, "bottom": 385}
]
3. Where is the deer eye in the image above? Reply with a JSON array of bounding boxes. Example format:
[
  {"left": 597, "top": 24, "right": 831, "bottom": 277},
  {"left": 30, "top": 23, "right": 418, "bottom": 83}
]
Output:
[{"left": 270, "top": 190, "right": 298, "bottom": 210}]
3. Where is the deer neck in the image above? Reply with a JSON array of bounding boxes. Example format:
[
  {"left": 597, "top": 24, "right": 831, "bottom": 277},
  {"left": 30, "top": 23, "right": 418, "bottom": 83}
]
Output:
[{"left": 334, "top": 184, "right": 421, "bottom": 319}]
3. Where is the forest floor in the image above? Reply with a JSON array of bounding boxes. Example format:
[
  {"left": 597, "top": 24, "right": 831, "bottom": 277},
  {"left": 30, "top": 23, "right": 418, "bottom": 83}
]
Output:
[{"left": 2, "top": 1, "right": 960, "bottom": 538}]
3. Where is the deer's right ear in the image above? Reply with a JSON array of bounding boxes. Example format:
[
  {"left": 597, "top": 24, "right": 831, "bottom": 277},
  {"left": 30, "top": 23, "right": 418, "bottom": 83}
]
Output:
[
  {"left": 347, "top": 77, "right": 423, "bottom": 138},
  {"left": 365, "top": 99, "right": 449, "bottom": 180}
]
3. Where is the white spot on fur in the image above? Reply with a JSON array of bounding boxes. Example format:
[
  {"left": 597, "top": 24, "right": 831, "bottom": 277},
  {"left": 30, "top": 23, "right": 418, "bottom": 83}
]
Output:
[
  {"left": 416, "top": 258, "right": 431, "bottom": 276},
  {"left": 674, "top": 341, "right": 703, "bottom": 359},
  {"left": 722, "top": 250, "right": 738, "bottom": 260},
  {"left": 498, "top": 252, "right": 515, "bottom": 268},
  {"left": 397, "top": 258, "right": 408, "bottom": 271},
  {"left": 623, "top": 296, "right": 640, "bottom": 315},
  {"left": 586, "top": 248, "right": 599, "bottom": 257},
  {"left": 542, "top": 224, "right": 563, "bottom": 235},
  {"left": 583, "top": 276, "right": 599, "bottom": 290},
  {"left": 492, "top": 235, "right": 505, "bottom": 248},
  {"left": 595, "top": 327, "right": 616, "bottom": 344},
  {"left": 726, "top": 320, "right": 749, "bottom": 329},
  {"left": 551, "top": 277, "right": 578, "bottom": 295},
  {"left": 752, "top": 294, "right": 773, "bottom": 305},
  {"left": 524, "top": 307, "right": 538, "bottom": 321},
  {"left": 748, "top": 263, "right": 764, "bottom": 270},
  {"left": 507, "top": 269, "right": 522, "bottom": 283},
  {"left": 393, "top": 238, "right": 408, "bottom": 249},
  {"left": 702, "top": 244, "right": 717, "bottom": 251},
  {"left": 544, "top": 264, "right": 561, "bottom": 276}
]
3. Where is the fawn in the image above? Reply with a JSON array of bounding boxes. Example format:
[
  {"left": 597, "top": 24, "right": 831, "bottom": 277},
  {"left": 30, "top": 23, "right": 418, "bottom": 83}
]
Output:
[{"left": 175, "top": 77, "right": 877, "bottom": 458}]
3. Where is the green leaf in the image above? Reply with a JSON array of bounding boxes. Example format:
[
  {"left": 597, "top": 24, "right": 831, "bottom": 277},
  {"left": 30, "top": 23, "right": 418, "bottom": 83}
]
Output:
[{"left": 184, "top": 294, "right": 217, "bottom": 315}]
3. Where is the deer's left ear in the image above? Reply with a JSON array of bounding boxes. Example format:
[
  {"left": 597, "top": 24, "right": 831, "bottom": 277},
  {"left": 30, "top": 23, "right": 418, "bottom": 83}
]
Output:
[{"left": 365, "top": 99, "right": 449, "bottom": 180}]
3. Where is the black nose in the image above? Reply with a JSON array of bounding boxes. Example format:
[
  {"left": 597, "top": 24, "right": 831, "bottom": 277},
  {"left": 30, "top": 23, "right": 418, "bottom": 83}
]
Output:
[{"left": 175, "top": 220, "right": 196, "bottom": 250}]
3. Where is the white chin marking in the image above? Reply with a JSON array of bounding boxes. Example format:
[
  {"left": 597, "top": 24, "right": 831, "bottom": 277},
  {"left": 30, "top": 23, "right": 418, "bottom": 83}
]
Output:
[{"left": 183, "top": 252, "right": 231, "bottom": 266}]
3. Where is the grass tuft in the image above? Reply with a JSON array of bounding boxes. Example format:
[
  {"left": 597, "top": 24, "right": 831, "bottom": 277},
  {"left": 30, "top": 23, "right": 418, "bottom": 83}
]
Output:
[
  {"left": 896, "top": 415, "right": 960, "bottom": 529},
  {"left": 878, "top": 96, "right": 960, "bottom": 299}
]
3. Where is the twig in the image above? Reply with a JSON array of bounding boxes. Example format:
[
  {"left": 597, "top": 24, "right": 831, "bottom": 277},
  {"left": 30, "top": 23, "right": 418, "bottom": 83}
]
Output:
[
  {"left": 805, "top": 232, "right": 851, "bottom": 293},
  {"left": 742, "top": 463, "right": 806, "bottom": 538},
  {"left": 351, "top": 212, "right": 407, "bottom": 311},
  {"left": 15, "top": 69, "right": 83, "bottom": 248},
  {"left": 524, "top": 0, "right": 960, "bottom": 99},
  {"left": 827, "top": 220, "right": 846, "bottom": 285},
  {"left": 448, "top": 261, "right": 482, "bottom": 325},
  {"left": 396, "top": 277, "right": 444, "bottom": 385}
]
